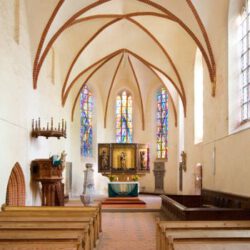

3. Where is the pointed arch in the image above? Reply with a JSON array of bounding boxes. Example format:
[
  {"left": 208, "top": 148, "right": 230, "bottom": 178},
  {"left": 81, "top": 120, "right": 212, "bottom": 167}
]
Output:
[
  {"left": 33, "top": 1, "right": 216, "bottom": 95},
  {"left": 71, "top": 49, "right": 182, "bottom": 122},
  {"left": 61, "top": 15, "right": 185, "bottom": 104},
  {"left": 67, "top": 48, "right": 185, "bottom": 111},
  {"left": 6, "top": 162, "right": 25, "bottom": 206}
]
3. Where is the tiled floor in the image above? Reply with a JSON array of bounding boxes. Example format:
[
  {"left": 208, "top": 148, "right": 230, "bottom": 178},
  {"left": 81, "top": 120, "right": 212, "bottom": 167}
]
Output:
[
  {"left": 97, "top": 212, "right": 159, "bottom": 250},
  {"left": 67, "top": 195, "right": 162, "bottom": 249}
]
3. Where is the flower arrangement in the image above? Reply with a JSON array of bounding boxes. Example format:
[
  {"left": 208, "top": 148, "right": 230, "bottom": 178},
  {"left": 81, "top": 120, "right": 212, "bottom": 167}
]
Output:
[
  {"left": 132, "top": 175, "right": 139, "bottom": 181},
  {"left": 108, "top": 175, "right": 116, "bottom": 182}
]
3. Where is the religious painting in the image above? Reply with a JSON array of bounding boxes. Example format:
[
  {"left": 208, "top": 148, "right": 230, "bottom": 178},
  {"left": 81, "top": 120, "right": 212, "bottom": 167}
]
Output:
[
  {"left": 98, "top": 143, "right": 150, "bottom": 174},
  {"left": 137, "top": 144, "right": 150, "bottom": 171},
  {"left": 98, "top": 144, "right": 111, "bottom": 172}
]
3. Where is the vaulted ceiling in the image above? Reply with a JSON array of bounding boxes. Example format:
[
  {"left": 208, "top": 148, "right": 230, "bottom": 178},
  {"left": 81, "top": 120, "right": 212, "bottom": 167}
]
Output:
[{"left": 27, "top": 0, "right": 226, "bottom": 124}]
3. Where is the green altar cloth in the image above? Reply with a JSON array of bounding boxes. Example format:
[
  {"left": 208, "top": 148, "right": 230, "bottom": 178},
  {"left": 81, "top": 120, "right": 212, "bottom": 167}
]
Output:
[{"left": 108, "top": 182, "right": 139, "bottom": 197}]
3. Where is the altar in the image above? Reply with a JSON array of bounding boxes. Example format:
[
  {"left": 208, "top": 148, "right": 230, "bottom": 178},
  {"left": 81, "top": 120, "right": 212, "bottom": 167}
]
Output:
[{"left": 108, "top": 182, "right": 139, "bottom": 197}]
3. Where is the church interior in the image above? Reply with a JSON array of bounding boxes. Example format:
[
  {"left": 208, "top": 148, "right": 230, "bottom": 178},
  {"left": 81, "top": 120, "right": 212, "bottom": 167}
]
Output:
[{"left": 1, "top": 0, "right": 250, "bottom": 249}]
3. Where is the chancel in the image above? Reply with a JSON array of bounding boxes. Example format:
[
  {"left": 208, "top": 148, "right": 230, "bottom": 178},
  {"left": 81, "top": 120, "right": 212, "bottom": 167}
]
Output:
[{"left": 1, "top": 1, "right": 250, "bottom": 250}]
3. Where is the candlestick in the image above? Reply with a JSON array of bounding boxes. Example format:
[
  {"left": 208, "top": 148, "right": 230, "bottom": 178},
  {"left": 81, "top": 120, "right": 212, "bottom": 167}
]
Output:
[{"left": 31, "top": 118, "right": 66, "bottom": 139}]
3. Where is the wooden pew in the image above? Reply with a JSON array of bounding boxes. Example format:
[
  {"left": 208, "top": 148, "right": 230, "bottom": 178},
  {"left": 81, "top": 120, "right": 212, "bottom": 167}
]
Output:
[
  {"left": 171, "top": 240, "right": 250, "bottom": 250},
  {"left": 0, "top": 221, "right": 91, "bottom": 250},
  {"left": 156, "top": 220, "right": 250, "bottom": 250},
  {"left": 1, "top": 204, "right": 102, "bottom": 232},
  {"left": 165, "top": 229, "right": 250, "bottom": 250},
  {"left": 0, "top": 214, "right": 95, "bottom": 249},
  {"left": 0, "top": 240, "right": 80, "bottom": 250},
  {"left": 1, "top": 206, "right": 101, "bottom": 245},
  {"left": 0, "top": 230, "right": 85, "bottom": 250}
]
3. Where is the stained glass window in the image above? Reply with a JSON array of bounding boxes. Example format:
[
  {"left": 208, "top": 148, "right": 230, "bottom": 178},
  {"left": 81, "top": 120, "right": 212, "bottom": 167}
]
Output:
[
  {"left": 156, "top": 88, "right": 168, "bottom": 159},
  {"left": 116, "top": 91, "right": 133, "bottom": 143},
  {"left": 241, "top": 1, "right": 250, "bottom": 121},
  {"left": 80, "top": 86, "right": 93, "bottom": 157}
]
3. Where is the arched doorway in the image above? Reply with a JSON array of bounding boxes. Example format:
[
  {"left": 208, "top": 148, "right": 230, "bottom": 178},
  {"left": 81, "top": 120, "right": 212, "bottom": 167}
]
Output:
[{"left": 6, "top": 162, "right": 25, "bottom": 206}]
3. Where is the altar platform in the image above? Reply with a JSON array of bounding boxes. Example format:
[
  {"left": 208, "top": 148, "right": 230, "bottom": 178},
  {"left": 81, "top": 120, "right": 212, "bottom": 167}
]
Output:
[{"left": 66, "top": 194, "right": 161, "bottom": 212}]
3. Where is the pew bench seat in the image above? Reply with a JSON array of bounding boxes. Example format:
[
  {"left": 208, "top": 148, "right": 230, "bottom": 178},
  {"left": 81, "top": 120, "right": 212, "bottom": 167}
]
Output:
[
  {"left": 157, "top": 220, "right": 250, "bottom": 250},
  {"left": 0, "top": 214, "right": 95, "bottom": 250},
  {"left": 165, "top": 229, "right": 250, "bottom": 250},
  {"left": 0, "top": 230, "right": 85, "bottom": 250}
]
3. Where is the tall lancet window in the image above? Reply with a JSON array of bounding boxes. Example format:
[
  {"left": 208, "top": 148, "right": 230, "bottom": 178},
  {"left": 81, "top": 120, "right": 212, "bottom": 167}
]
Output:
[
  {"left": 194, "top": 48, "right": 204, "bottom": 144},
  {"left": 80, "top": 86, "right": 93, "bottom": 157},
  {"left": 241, "top": 1, "right": 250, "bottom": 121},
  {"left": 156, "top": 88, "right": 168, "bottom": 159},
  {"left": 116, "top": 91, "right": 133, "bottom": 143}
]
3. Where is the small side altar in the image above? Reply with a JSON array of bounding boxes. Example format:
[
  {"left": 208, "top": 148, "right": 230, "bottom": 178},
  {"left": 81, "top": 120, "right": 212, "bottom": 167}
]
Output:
[{"left": 108, "top": 181, "right": 139, "bottom": 197}]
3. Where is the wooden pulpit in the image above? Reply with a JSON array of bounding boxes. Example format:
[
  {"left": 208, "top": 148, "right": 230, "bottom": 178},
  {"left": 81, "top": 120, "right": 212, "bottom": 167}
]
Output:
[{"left": 31, "top": 159, "right": 64, "bottom": 206}]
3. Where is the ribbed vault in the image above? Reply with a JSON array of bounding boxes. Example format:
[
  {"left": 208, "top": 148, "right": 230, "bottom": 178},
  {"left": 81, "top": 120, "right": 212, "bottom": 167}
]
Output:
[{"left": 29, "top": 0, "right": 218, "bottom": 126}]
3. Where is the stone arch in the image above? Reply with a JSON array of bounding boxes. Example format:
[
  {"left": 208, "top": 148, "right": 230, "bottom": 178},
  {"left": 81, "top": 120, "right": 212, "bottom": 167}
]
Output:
[{"left": 6, "top": 162, "right": 25, "bottom": 206}]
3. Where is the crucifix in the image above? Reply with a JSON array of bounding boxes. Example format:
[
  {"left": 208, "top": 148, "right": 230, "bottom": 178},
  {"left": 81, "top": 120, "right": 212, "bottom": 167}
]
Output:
[{"left": 179, "top": 151, "right": 187, "bottom": 191}]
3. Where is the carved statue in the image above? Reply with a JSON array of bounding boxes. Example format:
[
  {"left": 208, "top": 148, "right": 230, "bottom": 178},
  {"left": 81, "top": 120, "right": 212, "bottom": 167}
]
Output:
[
  {"left": 101, "top": 150, "right": 109, "bottom": 169},
  {"left": 120, "top": 152, "right": 126, "bottom": 169},
  {"left": 60, "top": 150, "right": 67, "bottom": 171},
  {"left": 180, "top": 151, "right": 187, "bottom": 171},
  {"left": 194, "top": 163, "right": 202, "bottom": 195},
  {"left": 140, "top": 151, "right": 147, "bottom": 170}
]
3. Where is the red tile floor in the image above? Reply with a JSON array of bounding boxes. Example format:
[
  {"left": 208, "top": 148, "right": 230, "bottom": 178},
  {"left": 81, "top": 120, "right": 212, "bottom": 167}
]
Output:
[
  {"left": 67, "top": 195, "right": 162, "bottom": 250},
  {"left": 97, "top": 212, "right": 159, "bottom": 250}
]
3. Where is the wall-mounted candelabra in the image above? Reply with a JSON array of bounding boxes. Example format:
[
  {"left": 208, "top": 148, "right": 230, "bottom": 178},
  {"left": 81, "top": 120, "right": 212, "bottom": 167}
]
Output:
[{"left": 31, "top": 118, "right": 67, "bottom": 139}]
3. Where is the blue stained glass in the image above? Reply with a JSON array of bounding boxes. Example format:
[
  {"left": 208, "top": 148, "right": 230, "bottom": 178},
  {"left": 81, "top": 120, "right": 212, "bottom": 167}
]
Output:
[
  {"left": 116, "top": 91, "right": 132, "bottom": 143},
  {"left": 80, "top": 86, "right": 93, "bottom": 157},
  {"left": 156, "top": 88, "right": 168, "bottom": 159}
]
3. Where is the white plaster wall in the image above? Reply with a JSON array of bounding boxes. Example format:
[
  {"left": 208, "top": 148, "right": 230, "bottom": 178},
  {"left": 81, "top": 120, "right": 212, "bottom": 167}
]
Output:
[
  {"left": 201, "top": 0, "right": 250, "bottom": 196},
  {"left": 0, "top": 1, "right": 72, "bottom": 205}
]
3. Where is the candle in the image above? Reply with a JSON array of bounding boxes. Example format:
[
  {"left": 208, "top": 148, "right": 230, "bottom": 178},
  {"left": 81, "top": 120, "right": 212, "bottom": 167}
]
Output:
[{"left": 51, "top": 117, "right": 53, "bottom": 130}]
